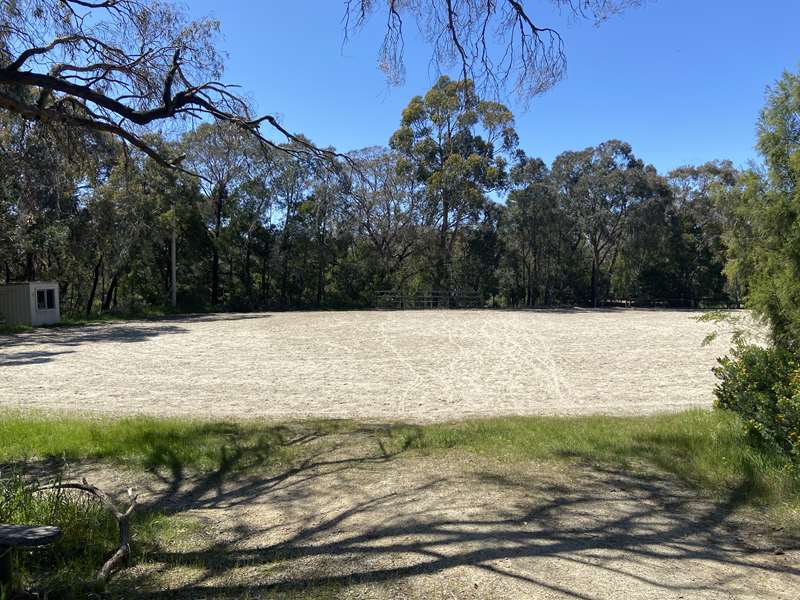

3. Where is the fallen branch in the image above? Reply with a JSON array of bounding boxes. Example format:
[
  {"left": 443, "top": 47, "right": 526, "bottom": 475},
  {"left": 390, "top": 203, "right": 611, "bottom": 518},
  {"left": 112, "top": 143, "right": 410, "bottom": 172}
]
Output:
[{"left": 36, "top": 478, "right": 138, "bottom": 584}]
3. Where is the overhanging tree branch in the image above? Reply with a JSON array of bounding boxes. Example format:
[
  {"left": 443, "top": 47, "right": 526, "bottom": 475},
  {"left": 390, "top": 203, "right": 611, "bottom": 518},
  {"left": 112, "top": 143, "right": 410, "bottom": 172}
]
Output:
[
  {"left": 0, "top": 0, "right": 343, "bottom": 173},
  {"left": 345, "top": 0, "right": 639, "bottom": 101}
]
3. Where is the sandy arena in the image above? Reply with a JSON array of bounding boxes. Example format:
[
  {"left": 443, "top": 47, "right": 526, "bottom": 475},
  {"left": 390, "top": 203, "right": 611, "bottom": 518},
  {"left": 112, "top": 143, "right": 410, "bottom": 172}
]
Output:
[{"left": 0, "top": 309, "right": 732, "bottom": 421}]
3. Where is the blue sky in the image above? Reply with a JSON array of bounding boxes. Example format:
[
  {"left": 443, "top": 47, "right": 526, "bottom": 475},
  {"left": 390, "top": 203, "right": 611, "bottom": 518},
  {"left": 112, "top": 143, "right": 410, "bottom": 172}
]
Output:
[{"left": 189, "top": 1, "right": 799, "bottom": 174}]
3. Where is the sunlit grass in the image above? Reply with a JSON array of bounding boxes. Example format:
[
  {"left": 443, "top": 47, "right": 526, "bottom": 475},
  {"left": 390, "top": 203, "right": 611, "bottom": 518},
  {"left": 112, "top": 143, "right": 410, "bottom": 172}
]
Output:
[
  {"left": 1, "top": 409, "right": 798, "bottom": 529},
  {"left": 0, "top": 411, "right": 352, "bottom": 473},
  {"left": 387, "top": 409, "right": 800, "bottom": 511},
  {"left": 0, "top": 323, "right": 34, "bottom": 335}
]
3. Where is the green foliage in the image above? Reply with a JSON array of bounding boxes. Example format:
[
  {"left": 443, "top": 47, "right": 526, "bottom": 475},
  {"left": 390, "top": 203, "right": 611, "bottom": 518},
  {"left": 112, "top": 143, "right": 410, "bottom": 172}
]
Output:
[
  {"left": 708, "top": 67, "right": 800, "bottom": 465},
  {"left": 390, "top": 76, "right": 516, "bottom": 292},
  {"left": 0, "top": 79, "right": 733, "bottom": 314},
  {"left": 0, "top": 472, "right": 117, "bottom": 597},
  {"left": 714, "top": 343, "right": 800, "bottom": 461},
  {"left": 500, "top": 156, "right": 585, "bottom": 305},
  {"left": 718, "top": 68, "right": 800, "bottom": 348}
]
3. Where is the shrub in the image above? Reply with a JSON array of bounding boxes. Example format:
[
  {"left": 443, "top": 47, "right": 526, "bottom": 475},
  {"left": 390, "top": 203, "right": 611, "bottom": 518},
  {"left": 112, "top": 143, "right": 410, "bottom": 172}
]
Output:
[
  {"left": 0, "top": 472, "right": 118, "bottom": 597},
  {"left": 714, "top": 343, "right": 800, "bottom": 461}
]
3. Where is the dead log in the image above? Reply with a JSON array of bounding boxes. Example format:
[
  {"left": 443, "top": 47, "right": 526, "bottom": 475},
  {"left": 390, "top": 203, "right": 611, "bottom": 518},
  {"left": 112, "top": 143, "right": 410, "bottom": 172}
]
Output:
[{"left": 37, "top": 479, "right": 138, "bottom": 584}]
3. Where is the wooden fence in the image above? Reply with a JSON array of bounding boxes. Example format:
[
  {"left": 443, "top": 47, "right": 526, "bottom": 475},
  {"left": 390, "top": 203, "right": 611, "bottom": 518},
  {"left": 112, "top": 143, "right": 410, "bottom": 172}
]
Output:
[
  {"left": 375, "top": 290, "right": 483, "bottom": 309},
  {"left": 601, "top": 297, "right": 740, "bottom": 309}
]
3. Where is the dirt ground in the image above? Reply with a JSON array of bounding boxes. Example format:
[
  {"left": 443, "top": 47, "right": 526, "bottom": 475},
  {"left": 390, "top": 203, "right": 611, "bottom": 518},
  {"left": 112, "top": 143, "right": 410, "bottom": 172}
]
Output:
[
  {"left": 0, "top": 309, "right": 732, "bottom": 420},
  {"left": 68, "top": 427, "right": 798, "bottom": 600}
]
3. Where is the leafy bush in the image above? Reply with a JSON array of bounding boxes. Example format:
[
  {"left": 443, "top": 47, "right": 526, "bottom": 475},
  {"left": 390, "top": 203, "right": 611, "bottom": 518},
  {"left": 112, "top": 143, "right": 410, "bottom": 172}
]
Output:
[
  {"left": 714, "top": 343, "right": 800, "bottom": 461},
  {"left": 0, "top": 472, "right": 118, "bottom": 597}
]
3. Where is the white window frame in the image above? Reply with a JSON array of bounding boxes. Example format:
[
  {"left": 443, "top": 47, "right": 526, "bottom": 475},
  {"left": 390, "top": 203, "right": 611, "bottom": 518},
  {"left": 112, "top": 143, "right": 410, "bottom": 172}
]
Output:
[{"left": 35, "top": 288, "right": 56, "bottom": 311}]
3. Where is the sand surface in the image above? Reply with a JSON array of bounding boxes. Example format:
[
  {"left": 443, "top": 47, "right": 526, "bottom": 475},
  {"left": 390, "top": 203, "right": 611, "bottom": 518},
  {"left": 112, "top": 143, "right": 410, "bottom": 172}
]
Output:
[
  {"left": 0, "top": 309, "right": 731, "bottom": 420},
  {"left": 73, "top": 430, "right": 797, "bottom": 599}
]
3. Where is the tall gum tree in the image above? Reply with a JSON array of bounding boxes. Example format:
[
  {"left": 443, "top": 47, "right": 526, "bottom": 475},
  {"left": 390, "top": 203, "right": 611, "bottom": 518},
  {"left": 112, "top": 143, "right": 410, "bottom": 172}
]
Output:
[
  {"left": 552, "top": 140, "right": 652, "bottom": 307},
  {"left": 390, "top": 76, "right": 517, "bottom": 294},
  {"left": 181, "top": 122, "right": 257, "bottom": 306}
]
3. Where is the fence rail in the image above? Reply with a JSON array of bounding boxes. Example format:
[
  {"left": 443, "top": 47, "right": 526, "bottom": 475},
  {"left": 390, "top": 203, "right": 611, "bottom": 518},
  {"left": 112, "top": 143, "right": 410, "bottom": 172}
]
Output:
[
  {"left": 375, "top": 290, "right": 483, "bottom": 309},
  {"left": 601, "top": 297, "right": 740, "bottom": 309},
  {"left": 375, "top": 292, "right": 739, "bottom": 310}
]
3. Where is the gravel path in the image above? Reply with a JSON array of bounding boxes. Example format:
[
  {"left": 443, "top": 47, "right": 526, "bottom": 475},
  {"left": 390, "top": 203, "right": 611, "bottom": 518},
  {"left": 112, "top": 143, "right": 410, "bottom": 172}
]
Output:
[
  {"left": 0, "top": 309, "right": 731, "bottom": 421},
  {"left": 80, "top": 436, "right": 797, "bottom": 599}
]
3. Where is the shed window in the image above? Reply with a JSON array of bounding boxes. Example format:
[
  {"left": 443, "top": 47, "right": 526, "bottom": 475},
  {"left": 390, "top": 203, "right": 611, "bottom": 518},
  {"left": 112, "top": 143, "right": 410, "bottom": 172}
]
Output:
[{"left": 36, "top": 289, "right": 56, "bottom": 310}]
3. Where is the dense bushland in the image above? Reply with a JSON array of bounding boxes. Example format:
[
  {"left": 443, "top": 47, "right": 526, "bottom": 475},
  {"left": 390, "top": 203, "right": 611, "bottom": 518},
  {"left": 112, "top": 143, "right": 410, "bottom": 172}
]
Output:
[{"left": 0, "top": 76, "right": 737, "bottom": 315}]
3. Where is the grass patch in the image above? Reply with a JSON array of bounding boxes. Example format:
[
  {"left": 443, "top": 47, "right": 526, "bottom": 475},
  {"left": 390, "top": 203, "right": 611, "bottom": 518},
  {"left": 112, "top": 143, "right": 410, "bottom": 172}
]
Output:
[
  {"left": 1, "top": 409, "right": 798, "bottom": 531},
  {"left": 0, "top": 471, "right": 118, "bottom": 597},
  {"left": 1, "top": 409, "right": 798, "bottom": 595},
  {"left": 2, "top": 409, "right": 797, "bottom": 513},
  {"left": 387, "top": 409, "right": 800, "bottom": 519},
  {"left": 0, "top": 470, "right": 200, "bottom": 598},
  {"left": 0, "top": 323, "right": 33, "bottom": 335},
  {"left": 0, "top": 411, "right": 353, "bottom": 474}
]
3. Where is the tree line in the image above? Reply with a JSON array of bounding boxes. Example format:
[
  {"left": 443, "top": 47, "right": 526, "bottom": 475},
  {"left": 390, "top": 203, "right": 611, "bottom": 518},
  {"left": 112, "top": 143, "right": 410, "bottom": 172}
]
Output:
[{"left": 1, "top": 75, "right": 738, "bottom": 316}]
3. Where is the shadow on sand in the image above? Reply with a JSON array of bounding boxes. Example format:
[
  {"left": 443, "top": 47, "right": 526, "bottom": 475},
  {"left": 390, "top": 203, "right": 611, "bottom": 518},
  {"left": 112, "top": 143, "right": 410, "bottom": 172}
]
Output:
[
  {"left": 0, "top": 313, "right": 271, "bottom": 363},
  {"left": 43, "top": 424, "right": 795, "bottom": 599}
]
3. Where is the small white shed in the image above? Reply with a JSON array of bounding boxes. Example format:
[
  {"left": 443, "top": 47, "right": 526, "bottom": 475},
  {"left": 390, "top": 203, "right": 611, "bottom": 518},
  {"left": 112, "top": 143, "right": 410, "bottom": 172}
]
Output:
[{"left": 0, "top": 281, "right": 61, "bottom": 326}]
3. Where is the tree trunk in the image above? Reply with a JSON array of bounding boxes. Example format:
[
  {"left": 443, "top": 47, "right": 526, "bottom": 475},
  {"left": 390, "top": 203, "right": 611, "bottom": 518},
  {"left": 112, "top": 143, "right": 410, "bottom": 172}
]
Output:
[
  {"left": 436, "top": 196, "right": 450, "bottom": 304},
  {"left": 260, "top": 243, "right": 270, "bottom": 307},
  {"left": 24, "top": 251, "right": 35, "bottom": 280},
  {"left": 211, "top": 186, "right": 224, "bottom": 306},
  {"left": 243, "top": 238, "right": 253, "bottom": 303},
  {"left": 170, "top": 210, "right": 177, "bottom": 309},
  {"left": 591, "top": 253, "right": 599, "bottom": 308},
  {"left": 316, "top": 232, "right": 325, "bottom": 307},
  {"left": 86, "top": 255, "right": 103, "bottom": 317},
  {"left": 102, "top": 272, "right": 119, "bottom": 312}
]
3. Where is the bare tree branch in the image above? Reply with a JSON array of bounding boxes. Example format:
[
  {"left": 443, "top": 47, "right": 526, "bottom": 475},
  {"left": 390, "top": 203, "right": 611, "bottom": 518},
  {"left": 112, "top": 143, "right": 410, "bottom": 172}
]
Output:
[
  {"left": 36, "top": 478, "right": 138, "bottom": 584},
  {"left": 344, "top": 0, "right": 639, "bottom": 101},
  {"left": 0, "top": 0, "right": 341, "bottom": 172}
]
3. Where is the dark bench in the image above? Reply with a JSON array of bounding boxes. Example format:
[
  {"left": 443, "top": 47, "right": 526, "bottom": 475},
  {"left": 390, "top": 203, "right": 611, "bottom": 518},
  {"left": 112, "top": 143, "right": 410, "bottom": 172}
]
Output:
[{"left": 0, "top": 524, "right": 62, "bottom": 588}]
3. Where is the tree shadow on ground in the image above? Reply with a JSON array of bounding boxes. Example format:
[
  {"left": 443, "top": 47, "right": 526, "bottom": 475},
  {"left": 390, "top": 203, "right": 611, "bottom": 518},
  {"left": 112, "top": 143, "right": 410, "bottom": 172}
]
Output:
[
  {"left": 0, "top": 323, "right": 189, "bottom": 354},
  {"left": 89, "top": 428, "right": 800, "bottom": 599},
  {"left": 0, "top": 349, "right": 76, "bottom": 367},
  {"left": 0, "top": 313, "right": 271, "bottom": 355},
  {"left": 163, "top": 312, "right": 271, "bottom": 324}
]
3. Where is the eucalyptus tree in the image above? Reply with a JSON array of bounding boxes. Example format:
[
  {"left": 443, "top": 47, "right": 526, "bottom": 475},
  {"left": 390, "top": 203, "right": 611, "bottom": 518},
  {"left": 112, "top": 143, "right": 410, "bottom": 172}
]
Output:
[
  {"left": 181, "top": 122, "right": 260, "bottom": 306},
  {"left": 268, "top": 141, "right": 319, "bottom": 307},
  {"left": 552, "top": 140, "right": 651, "bottom": 307},
  {"left": 664, "top": 161, "right": 737, "bottom": 302},
  {"left": 346, "top": 0, "right": 638, "bottom": 101},
  {"left": 1, "top": 0, "right": 637, "bottom": 174},
  {"left": 0, "top": 0, "right": 332, "bottom": 167},
  {"left": 390, "top": 76, "right": 517, "bottom": 293},
  {"left": 347, "top": 147, "right": 423, "bottom": 293},
  {"left": 0, "top": 105, "right": 104, "bottom": 284},
  {"left": 501, "top": 156, "right": 582, "bottom": 306},
  {"left": 297, "top": 161, "right": 350, "bottom": 307}
]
